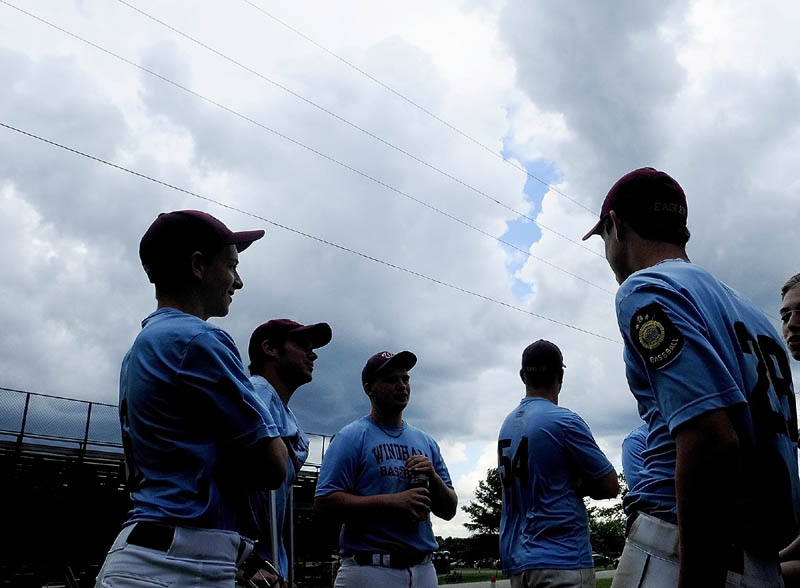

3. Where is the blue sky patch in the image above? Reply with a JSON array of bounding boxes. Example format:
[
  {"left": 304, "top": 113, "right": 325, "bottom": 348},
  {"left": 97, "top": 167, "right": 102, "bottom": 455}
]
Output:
[{"left": 498, "top": 148, "right": 560, "bottom": 299}]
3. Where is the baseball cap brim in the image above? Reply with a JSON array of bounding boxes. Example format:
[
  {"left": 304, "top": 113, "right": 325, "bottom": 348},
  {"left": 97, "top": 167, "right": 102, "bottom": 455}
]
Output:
[
  {"left": 287, "top": 322, "right": 333, "bottom": 348},
  {"left": 582, "top": 218, "right": 604, "bottom": 241},
  {"left": 230, "top": 230, "right": 265, "bottom": 252},
  {"left": 379, "top": 350, "right": 417, "bottom": 374}
]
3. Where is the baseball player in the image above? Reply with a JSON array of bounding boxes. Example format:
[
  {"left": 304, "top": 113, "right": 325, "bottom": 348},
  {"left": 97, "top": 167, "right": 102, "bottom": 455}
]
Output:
[
  {"left": 584, "top": 168, "right": 800, "bottom": 587},
  {"left": 95, "top": 210, "right": 288, "bottom": 588},
  {"left": 498, "top": 340, "right": 618, "bottom": 588},
  {"left": 244, "top": 318, "right": 333, "bottom": 581},
  {"left": 314, "top": 350, "right": 458, "bottom": 588},
  {"left": 779, "top": 272, "right": 800, "bottom": 586},
  {"left": 620, "top": 424, "right": 647, "bottom": 499},
  {"left": 780, "top": 273, "right": 800, "bottom": 361}
]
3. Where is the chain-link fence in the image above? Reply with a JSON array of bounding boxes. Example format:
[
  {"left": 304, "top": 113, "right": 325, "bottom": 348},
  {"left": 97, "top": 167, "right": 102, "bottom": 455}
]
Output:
[{"left": 0, "top": 386, "right": 122, "bottom": 453}]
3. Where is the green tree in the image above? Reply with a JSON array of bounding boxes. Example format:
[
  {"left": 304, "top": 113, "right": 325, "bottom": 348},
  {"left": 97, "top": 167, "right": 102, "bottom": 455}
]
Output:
[
  {"left": 461, "top": 467, "right": 502, "bottom": 562},
  {"left": 586, "top": 473, "right": 628, "bottom": 558},
  {"left": 462, "top": 468, "right": 629, "bottom": 562},
  {"left": 462, "top": 467, "right": 502, "bottom": 535}
]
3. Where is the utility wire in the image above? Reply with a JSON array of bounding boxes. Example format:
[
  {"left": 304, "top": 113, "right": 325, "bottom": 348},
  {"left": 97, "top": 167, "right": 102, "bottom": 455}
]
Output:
[
  {"left": 0, "top": 0, "right": 614, "bottom": 296},
  {"left": 240, "top": 0, "right": 598, "bottom": 217},
  {"left": 0, "top": 120, "right": 622, "bottom": 344},
  {"left": 115, "top": 0, "right": 602, "bottom": 259}
]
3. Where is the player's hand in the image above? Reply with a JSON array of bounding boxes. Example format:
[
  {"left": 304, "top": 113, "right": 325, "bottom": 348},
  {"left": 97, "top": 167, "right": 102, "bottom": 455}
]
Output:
[
  {"left": 393, "top": 487, "right": 431, "bottom": 522},
  {"left": 237, "top": 565, "right": 283, "bottom": 588},
  {"left": 405, "top": 455, "right": 435, "bottom": 479}
]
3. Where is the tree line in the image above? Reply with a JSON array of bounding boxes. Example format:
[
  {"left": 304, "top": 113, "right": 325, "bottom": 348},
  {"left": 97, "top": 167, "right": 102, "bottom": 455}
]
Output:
[{"left": 440, "top": 468, "right": 627, "bottom": 565}]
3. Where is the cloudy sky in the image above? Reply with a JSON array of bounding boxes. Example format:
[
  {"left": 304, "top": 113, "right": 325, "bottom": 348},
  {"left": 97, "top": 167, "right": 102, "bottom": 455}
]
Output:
[{"left": 2, "top": 0, "right": 799, "bottom": 538}]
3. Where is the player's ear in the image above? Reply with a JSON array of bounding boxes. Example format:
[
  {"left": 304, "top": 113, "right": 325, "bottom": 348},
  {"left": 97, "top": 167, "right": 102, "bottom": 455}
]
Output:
[
  {"left": 519, "top": 368, "right": 526, "bottom": 385},
  {"left": 609, "top": 210, "right": 625, "bottom": 241},
  {"left": 190, "top": 251, "right": 206, "bottom": 280},
  {"left": 261, "top": 340, "right": 281, "bottom": 360},
  {"left": 363, "top": 382, "right": 371, "bottom": 396}
]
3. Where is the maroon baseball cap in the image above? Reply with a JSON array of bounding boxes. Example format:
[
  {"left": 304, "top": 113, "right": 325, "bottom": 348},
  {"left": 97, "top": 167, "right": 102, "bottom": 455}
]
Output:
[
  {"left": 362, "top": 350, "right": 417, "bottom": 385},
  {"left": 139, "top": 210, "right": 265, "bottom": 281},
  {"left": 521, "top": 339, "right": 565, "bottom": 373},
  {"left": 248, "top": 319, "right": 332, "bottom": 362},
  {"left": 582, "top": 168, "right": 688, "bottom": 240}
]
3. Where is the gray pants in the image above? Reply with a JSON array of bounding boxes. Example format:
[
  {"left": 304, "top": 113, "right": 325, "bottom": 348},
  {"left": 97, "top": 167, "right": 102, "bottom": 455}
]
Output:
[
  {"left": 95, "top": 523, "right": 253, "bottom": 588},
  {"left": 510, "top": 567, "right": 594, "bottom": 587},
  {"left": 333, "top": 554, "right": 438, "bottom": 588},
  {"left": 612, "top": 513, "right": 783, "bottom": 588}
]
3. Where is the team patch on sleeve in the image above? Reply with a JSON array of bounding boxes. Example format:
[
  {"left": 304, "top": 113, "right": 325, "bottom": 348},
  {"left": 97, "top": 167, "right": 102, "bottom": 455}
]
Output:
[{"left": 630, "top": 303, "right": 684, "bottom": 369}]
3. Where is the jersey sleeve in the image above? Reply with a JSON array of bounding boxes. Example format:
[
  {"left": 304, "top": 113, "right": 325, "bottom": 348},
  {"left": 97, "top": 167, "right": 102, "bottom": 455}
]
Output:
[
  {"left": 617, "top": 280, "right": 747, "bottom": 433},
  {"left": 621, "top": 425, "right": 648, "bottom": 491},
  {"left": 315, "top": 425, "right": 362, "bottom": 497},
  {"left": 428, "top": 437, "right": 453, "bottom": 488},
  {"left": 177, "top": 329, "right": 280, "bottom": 448},
  {"left": 562, "top": 412, "right": 614, "bottom": 480}
]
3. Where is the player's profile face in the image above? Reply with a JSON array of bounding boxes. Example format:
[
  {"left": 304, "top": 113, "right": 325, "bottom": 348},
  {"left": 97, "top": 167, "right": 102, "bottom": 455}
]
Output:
[
  {"left": 200, "top": 244, "right": 242, "bottom": 318},
  {"left": 368, "top": 367, "right": 411, "bottom": 414},
  {"left": 781, "top": 286, "right": 800, "bottom": 360},
  {"left": 278, "top": 337, "right": 318, "bottom": 386}
]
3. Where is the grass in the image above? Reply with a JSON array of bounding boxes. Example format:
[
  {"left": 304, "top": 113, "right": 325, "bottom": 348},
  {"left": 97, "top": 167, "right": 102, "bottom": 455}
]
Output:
[
  {"left": 438, "top": 568, "right": 505, "bottom": 584},
  {"left": 439, "top": 568, "right": 614, "bottom": 587}
]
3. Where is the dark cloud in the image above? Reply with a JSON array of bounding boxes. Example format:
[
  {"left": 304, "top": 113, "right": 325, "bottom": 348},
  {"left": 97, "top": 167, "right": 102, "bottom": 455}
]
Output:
[{"left": 501, "top": 0, "right": 689, "bottom": 173}]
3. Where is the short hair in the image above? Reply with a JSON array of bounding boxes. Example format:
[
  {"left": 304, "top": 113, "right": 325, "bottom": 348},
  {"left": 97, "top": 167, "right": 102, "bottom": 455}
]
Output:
[
  {"left": 606, "top": 213, "right": 690, "bottom": 246},
  {"left": 782, "top": 273, "right": 800, "bottom": 299},
  {"left": 628, "top": 216, "right": 690, "bottom": 246},
  {"left": 147, "top": 241, "right": 227, "bottom": 296},
  {"left": 522, "top": 367, "right": 563, "bottom": 389},
  {"left": 248, "top": 339, "right": 284, "bottom": 375}
]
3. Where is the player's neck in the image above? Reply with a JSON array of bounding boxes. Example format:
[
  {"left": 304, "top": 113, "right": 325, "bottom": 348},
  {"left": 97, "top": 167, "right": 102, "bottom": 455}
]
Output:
[
  {"left": 262, "top": 368, "right": 297, "bottom": 406},
  {"left": 628, "top": 237, "right": 689, "bottom": 276},
  {"left": 156, "top": 293, "right": 209, "bottom": 320},
  {"left": 369, "top": 408, "right": 404, "bottom": 428},
  {"left": 525, "top": 386, "right": 559, "bottom": 405}
]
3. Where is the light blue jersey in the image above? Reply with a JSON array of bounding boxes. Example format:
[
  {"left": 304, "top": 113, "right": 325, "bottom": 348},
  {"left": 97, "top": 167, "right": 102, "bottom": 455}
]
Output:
[
  {"left": 617, "top": 260, "right": 800, "bottom": 550},
  {"left": 245, "top": 376, "right": 309, "bottom": 576},
  {"left": 498, "top": 397, "right": 613, "bottom": 574},
  {"left": 120, "top": 308, "right": 279, "bottom": 531},
  {"left": 315, "top": 416, "right": 452, "bottom": 555},
  {"left": 621, "top": 424, "right": 648, "bottom": 498}
]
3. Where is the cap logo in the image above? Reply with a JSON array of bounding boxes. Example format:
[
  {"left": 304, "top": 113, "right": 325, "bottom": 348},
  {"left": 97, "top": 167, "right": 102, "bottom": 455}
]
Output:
[
  {"left": 653, "top": 202, "right": 686, "bottom": 216},
  {"left": 379, "top": 352, "right": 393, "bottom": 360}
]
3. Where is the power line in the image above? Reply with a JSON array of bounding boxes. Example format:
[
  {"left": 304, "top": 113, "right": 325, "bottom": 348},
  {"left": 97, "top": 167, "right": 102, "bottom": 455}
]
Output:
[
  {"left": 0, "top": 120, "right": 622, "bottom": 344},
  {"left": 114, "top": 0, "right": 602, "bottom": 259},
  {"left": 240, "top": 0, "right": 598, "bottom": 217},
  {"left": 0, "top": 0, "right": 614, "bottom": 296}
]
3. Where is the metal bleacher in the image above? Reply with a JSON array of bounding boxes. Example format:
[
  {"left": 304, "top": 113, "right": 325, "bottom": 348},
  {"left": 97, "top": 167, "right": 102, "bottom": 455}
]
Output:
[{"left": 0, "top": 386, "right": 339, "bottom": 587}]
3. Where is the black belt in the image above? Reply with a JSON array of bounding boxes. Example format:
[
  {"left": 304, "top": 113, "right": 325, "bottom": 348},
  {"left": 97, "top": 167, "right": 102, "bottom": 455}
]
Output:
[
  {"left": 353, "top": 551, "right": 427, "bottom": 569},
  {"left": 127, "top": 522, "right": 248, "bottom": 562},
  {"left": 127, "top": 522, "right": 176, "bottom": 551}
]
